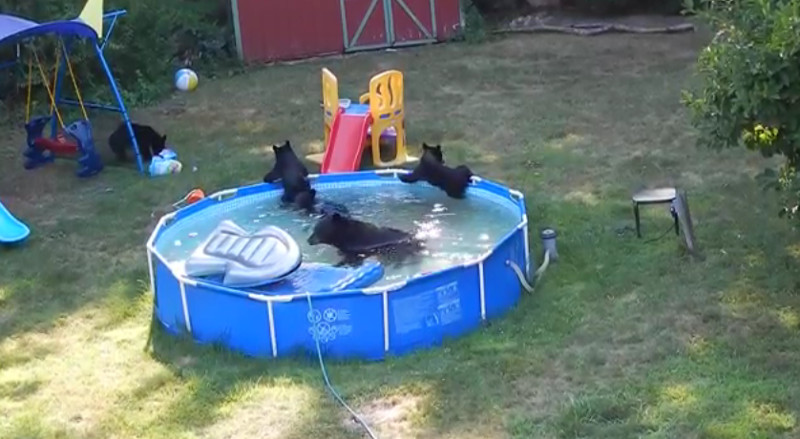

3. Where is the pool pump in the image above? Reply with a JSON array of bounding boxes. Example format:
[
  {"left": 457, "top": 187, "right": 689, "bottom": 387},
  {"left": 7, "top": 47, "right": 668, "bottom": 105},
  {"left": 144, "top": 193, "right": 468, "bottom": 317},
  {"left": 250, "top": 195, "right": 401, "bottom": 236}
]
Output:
[{"left": 540, "top": 228, "right": 558, "bottom": 263}]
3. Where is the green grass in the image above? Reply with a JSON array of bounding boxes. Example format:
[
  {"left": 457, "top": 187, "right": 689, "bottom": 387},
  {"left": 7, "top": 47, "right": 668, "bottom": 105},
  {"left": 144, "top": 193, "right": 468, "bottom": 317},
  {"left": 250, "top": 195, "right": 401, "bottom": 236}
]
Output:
[{"left": 2, "top": 31, "right": 800, "bottom": 438}]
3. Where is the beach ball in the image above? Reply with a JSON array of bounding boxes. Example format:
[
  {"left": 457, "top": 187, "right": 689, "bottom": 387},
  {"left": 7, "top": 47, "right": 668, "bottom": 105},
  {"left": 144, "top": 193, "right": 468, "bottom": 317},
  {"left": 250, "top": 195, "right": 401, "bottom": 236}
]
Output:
[{"left": 175, "top": 68, "right": 198, "bottom": 92}]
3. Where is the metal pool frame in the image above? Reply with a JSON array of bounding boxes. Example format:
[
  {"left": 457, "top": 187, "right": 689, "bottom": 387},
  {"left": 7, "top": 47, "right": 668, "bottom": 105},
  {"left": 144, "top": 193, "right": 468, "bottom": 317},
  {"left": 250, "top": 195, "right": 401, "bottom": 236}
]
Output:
[{"left": 147, "top": 169, "right": 531, "bottom": 361}]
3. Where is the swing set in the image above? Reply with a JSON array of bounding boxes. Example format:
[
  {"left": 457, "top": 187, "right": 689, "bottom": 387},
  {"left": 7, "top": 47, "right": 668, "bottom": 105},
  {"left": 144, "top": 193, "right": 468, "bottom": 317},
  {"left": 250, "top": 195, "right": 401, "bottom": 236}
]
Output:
[{"left": 0, "top": 0, "right": 146, "bottom": 176}]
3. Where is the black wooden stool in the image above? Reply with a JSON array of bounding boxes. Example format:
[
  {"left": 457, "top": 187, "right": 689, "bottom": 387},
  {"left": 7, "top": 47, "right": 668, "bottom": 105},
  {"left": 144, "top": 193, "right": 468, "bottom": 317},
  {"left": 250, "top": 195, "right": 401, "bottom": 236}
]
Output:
[{"left": 632, "top": 187, "right": 678, "bottom": 238}]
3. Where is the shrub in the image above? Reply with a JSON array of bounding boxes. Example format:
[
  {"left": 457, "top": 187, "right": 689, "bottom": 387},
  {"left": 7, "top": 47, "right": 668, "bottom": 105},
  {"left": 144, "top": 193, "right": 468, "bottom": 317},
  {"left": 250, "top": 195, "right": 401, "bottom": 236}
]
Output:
[
  {"left": 462, "top": 0, "right": 490, "bottom": 43},
  {"left": 563, "top": 0, "right": 685, "bottom": 15},
  {"left": 471, "top": 0, "right": 686, "bottom": 15},
  {"left": 683, "top": 0, "right": 800, "bottom": 218},
  {"left": 471, "top": 0, "right": 525, "bottom": 14}
]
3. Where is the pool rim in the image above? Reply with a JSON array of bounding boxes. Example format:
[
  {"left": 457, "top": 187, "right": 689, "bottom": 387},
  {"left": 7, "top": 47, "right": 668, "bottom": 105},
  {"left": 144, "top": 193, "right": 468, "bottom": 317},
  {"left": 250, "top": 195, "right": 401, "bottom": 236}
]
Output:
[{"left": 147, "top": 168, "right": 529, "bottom": 304}]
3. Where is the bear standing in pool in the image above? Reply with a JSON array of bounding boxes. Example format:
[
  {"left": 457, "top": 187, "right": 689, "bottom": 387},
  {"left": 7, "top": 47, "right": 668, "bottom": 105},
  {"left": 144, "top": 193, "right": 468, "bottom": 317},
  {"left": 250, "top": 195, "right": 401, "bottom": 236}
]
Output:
[
  {"left": 262, "top": 141, "right": 348, "bottom": 215},
  {"left": 263, "top": 140, "right": 316, "bottom": 209},
  {"left": 399, "top": 143, "right": 473, "bottom": 198},
  {"left": 307, "top": 212, "right": 423, "bottom": 266}
]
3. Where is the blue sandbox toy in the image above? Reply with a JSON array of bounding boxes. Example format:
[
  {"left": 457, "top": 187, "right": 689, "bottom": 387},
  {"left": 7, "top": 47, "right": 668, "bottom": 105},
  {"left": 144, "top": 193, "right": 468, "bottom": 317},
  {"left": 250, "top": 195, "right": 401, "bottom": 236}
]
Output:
[{"left": 0, "top": 200, "right": 30, "bottom": 245}]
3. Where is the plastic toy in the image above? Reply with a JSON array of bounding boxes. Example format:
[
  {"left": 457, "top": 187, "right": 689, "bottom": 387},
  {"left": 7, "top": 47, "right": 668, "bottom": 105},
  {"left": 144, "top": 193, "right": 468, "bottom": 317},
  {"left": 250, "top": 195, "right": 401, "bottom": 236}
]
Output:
[
  {"left": 64, "top": 119, "right": 104, "bottom": 178},
  {"left": 0, "top": 200, "right": 30, "bottom": 245},
  {"left": 307, "top": 68, "right": 415, "bottom": 173},
  {"left": 23, "top": 117, "right": 103, "bottom": 178},
  {"left": 173, "top": 189, "right": 206, "bottom": 209},
  {"left": 175, "top": 68, "right": 198, "bottom": 92},
  {"left": 149, "top": 148, "right": 182, "bottom": 176},
  {"left": 1, "top": 1, "right": 147, "bottom": 174},
  {"left": 183, "top": 220, "right": 302, "bottom": 287}
]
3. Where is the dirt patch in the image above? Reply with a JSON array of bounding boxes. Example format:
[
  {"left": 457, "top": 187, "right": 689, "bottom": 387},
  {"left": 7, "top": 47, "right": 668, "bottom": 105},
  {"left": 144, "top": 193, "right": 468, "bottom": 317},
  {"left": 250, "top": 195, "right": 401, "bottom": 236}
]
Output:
[
  {"left": 347, "top": 394, "right": 426, "bottom": 439},
  {"left": 504, "top": 12, "right": 694, "bottom": 33}
]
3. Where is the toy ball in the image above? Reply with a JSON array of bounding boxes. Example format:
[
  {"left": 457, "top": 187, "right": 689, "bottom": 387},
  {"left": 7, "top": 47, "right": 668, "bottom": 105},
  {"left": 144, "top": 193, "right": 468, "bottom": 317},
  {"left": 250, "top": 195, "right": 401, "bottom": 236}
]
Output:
[{"left": 174, "top": 68, "right": 198, "bottom": 92}]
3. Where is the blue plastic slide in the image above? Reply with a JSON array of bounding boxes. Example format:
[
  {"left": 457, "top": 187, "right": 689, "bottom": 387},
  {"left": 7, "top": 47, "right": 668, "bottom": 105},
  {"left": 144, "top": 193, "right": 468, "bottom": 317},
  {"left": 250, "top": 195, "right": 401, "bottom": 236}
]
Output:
[{"left": 0, "top": 200, "right": 30, "bottom": 245}]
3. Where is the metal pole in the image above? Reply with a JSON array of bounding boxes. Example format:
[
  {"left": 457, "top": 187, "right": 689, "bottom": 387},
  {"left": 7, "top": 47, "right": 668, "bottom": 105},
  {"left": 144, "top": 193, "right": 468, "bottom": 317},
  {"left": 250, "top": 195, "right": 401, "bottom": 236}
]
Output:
[
  {"left": 230, "top": 0, "right": 244, "bottom": 60},
  {"left": 339, "top": 0, "right": 350, "bottom": 49},
  {"left": 94, "top": 42, "right": 144, "bottom": 174},
  {"left": 429, "top": 0, "right": 437, "bottom": 39},
  {"left": 383, "top": 0, "right": 394, "bottom": 46}
]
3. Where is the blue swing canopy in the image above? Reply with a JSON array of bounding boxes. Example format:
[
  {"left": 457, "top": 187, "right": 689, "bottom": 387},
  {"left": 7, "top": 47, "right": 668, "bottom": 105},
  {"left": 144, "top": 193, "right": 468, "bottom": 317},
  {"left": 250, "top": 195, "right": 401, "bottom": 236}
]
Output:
[{"left": 0, "top": 15, "right": 98, "bottom": 46}]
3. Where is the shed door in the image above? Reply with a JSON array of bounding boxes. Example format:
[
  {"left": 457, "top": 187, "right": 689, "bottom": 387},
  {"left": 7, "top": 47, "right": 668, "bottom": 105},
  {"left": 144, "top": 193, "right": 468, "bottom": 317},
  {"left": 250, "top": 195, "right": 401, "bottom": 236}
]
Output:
[
  {"left": 388, "top": 0, "right": 436, "bottom": 45},
  {"left": 342, "top": 0, "right": 391, "bottom": 51},
  {"left": 341, "top": 0, "right": 437, "bottom": 51}
]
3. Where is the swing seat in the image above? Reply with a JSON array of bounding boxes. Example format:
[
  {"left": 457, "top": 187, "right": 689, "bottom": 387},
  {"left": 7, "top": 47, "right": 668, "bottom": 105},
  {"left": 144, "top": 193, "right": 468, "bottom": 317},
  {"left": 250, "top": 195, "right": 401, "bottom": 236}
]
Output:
[
  {"left": 33, "top": 136, "right": 78, "bottom": 155},
  {"left": 25, "top": 116, "right": 79, "bottom": 155}
]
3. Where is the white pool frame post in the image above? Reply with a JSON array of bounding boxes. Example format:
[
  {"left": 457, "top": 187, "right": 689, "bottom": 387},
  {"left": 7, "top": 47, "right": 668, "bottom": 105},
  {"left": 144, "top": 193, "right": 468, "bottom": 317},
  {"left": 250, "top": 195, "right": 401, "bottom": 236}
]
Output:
[
  {"left": 179, "top": 280, "right": 192, "bottom": 334},
  {"left": 267, "top": 301, "right": 277, "bottom": 357},
  {"left": 478, "top": 261, "right": 486, "bottom": 320},
  {"left": 382, "top": 291, "right": 390, "bottom": 352}
]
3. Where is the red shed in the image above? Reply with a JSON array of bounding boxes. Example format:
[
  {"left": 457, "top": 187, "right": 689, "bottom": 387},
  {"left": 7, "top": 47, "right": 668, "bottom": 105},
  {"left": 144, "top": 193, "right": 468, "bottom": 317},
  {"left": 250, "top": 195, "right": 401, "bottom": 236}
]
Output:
[{"left": 231, "top": 0, "right": 464, "bottom": 63}]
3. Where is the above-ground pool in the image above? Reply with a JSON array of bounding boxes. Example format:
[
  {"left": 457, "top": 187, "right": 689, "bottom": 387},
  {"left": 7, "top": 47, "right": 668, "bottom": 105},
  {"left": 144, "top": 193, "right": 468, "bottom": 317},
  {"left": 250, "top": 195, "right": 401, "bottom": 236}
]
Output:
[{"left": 147, "top": 170, "right": 531, "bottom": 360}]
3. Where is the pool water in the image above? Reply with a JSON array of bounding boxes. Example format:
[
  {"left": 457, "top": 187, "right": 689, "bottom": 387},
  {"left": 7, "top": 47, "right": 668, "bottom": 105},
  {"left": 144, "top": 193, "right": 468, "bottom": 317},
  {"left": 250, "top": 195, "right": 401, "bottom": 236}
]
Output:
[{"left": 155, "top": 182, "right": 521, "bottom": 287}]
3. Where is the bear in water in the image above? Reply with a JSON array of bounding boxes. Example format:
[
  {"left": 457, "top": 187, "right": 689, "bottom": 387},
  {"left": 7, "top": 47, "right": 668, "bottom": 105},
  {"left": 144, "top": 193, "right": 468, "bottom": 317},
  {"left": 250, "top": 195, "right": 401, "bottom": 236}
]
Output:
[
  {"left": 307, "top": 212, "right": 423, "bottom": 266},
  {"left": 399, "top": 143, "right": 473, "bottom": 198},
  {"left": 262, "top": 140, "right": 316, "bottom": 206},
  {"left": 262, "top": 141, "right": 349, "bottom": 215}
]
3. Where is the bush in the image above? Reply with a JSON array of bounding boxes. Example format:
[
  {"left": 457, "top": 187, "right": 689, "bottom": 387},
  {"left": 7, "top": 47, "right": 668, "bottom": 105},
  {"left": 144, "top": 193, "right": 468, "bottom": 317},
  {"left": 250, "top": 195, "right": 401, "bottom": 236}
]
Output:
[
  {"left": 462, "top": 0, "right": 490, "bottom": 43},
  {"left": 563, "top": 0, "right": 685, "bottom": 15},
  {"left": 470, "top": 0, "right": 685, "bottom": 15},
  {"left": 0, "top": 0, "right": 235, "bottom": 112},
  {"left": 471, "top": 0, "right": 525, "bottom": 14},
  {"left": 683, "top": 0, "right": 800, "bottom": 218}
]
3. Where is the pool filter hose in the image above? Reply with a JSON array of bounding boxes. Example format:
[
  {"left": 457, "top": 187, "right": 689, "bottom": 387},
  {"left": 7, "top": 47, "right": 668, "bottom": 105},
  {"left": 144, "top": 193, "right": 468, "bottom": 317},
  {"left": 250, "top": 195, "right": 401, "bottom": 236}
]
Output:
[
  {"left": 508, "top": 227, "right": 558, "bottom": 293},
  {"left": 306, "top": 293, "right": 379, "bottom": 439}
]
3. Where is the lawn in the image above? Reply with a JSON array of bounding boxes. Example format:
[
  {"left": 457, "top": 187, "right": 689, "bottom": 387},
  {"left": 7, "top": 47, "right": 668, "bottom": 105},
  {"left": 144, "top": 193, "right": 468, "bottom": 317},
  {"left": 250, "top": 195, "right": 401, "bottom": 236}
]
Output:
[{"left": 2, "top": 30, "right": 800, "bottom": 439}]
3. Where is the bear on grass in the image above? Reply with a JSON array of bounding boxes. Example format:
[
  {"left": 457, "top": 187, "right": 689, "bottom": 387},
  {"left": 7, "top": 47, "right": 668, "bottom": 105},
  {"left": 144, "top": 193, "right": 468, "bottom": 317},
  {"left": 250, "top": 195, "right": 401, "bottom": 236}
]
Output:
[
  {"left": 108, "top": 122, "right": 167, "bottom": 163},
  {"left": 399, "top": 143, "right": 473, "bottom": 199}
]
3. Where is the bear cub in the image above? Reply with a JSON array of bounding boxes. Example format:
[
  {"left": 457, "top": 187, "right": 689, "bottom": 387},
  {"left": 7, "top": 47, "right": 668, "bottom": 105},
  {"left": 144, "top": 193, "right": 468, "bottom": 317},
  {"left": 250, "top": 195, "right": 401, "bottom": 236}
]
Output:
[
  {"left": 263, "top": 140, "right": 349, "bottom": 215},
  {"left": 399, "top": 143, "right": 473, "bottom": 198},
  {"left": 307, "top": 212, "right": 423, "bottom": 265},
  {"left": 108, "top": 122, "right": 167, "bottom": 163},
  {"left": 263, "top": 140, "right": 316, "bottom": 209}
]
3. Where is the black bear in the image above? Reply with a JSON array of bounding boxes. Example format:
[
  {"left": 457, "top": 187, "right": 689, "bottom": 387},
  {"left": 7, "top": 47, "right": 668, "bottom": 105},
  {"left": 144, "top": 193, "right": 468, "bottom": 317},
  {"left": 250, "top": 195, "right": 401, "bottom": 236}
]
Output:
[
  {"left": 108, "top": 122, "right": 167, "bottom": 163},
  {"left": 307, "top": 212, "right": 422, "bottom": 266},
  {"left": 263, "top": 140, "right": 316, "bottom": 206},
  {"left": 399, "top": 143, "right": 473, "bottom": 198},
  {"left": 263, "top": 141, "right": 350, "bottom": 215}
]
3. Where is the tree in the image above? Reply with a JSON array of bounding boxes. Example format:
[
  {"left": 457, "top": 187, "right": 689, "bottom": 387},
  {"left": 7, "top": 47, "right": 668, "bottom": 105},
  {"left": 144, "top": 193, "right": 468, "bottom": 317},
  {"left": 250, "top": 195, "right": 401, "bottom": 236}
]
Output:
[{"left": 683, "top": 0, "right": 800, "bottom": 217}]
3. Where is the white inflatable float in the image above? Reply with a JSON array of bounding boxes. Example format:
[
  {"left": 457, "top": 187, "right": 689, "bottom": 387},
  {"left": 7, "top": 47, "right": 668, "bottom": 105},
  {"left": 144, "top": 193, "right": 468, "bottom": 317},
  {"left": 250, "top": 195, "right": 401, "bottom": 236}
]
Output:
[{"left": 181, "top": 220, "right": 301, "bottom": 287}]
